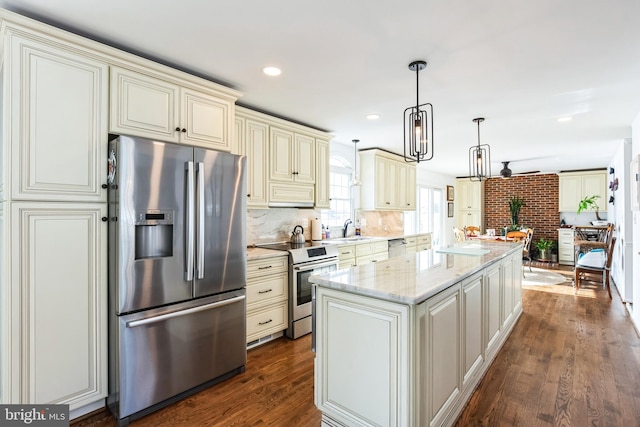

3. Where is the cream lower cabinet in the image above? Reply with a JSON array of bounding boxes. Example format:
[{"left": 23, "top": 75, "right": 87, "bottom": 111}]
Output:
[
  {"left": 337, "top": 240, "right": 388, "bottom": 267},
  {"left": 5, "top": 202, "right": 107, "bottom": 410},
  {"left": 405, "top": 234, "right": 432, "bottom": 255},
  {"left": 110, "top": 66, "right": 238, "bottom": 152},
  {"left": 315, "top": 250, "right": 523, "bottom": 427},
  {"left": 337, "top": 244, "right": 357, "bottom": 269},
  {"left": 355, "top": 240, "right": 389, "bottom": 266},
  {"left": 484, "top": 263, "right": 502, "bottom": 360},
  {"left": 558, "top": 228, "right": 575, "bottom": 265},
  {"left": 246, "top": 255, "right": 289, "bottom": 345}
]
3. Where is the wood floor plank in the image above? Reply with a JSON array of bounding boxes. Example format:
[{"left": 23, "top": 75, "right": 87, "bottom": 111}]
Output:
[{"left": 74, "top": 268, "right": 640, "bottom": 427}]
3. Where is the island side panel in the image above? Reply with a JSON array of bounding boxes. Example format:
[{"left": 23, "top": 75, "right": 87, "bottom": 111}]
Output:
[{"left": 314, "top": 287, "right": 412, "bottom": 427}]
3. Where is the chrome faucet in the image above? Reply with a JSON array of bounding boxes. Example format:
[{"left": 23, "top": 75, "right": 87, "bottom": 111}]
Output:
[{"left": 343, "top": 219, "right": 353, "bottom": 238}]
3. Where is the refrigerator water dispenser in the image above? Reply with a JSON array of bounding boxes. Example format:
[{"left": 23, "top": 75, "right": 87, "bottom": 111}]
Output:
[{"left": 135, "top": 210, "right": 174, "bottom": 259}]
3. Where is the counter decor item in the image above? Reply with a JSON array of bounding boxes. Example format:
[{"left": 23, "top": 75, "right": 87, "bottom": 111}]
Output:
[
  {"left": 577, "top": 195, "right": 602, "bottom": 220},
  {"left": 508, "top": 195, "right": 525, "bottom": 228},
  {"left": 311, "top": 218, "right": 322, "bottom": 241},
  {"left": 291, "top": 225, "right": 305, "bottom": 244}
]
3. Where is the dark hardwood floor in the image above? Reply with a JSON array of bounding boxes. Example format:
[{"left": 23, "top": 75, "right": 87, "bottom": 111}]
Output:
[{"left": 74, "top": 267, "right": 640, "bottom": 426}]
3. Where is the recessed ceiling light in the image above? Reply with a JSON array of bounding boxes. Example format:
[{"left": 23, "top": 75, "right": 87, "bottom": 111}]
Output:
[
  {"left": 366, "top": 114, "right": 380, "bottom": 120},
  {"left": 262, "top": 66, "right": 282, "bottom": 76},
  {"left": 557, "top": 116, "right": 573, "bottom": 122}
]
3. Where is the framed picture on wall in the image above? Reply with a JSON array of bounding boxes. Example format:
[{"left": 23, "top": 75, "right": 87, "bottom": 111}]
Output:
[
  {"left": 447, "top": 202, "right": 454, "bottom": 217},
  {"left": 446, "top": 185, "right": 454, "bottom": 201}
]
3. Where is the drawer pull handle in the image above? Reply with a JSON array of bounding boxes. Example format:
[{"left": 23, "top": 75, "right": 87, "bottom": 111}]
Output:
[
  {"left": 259, "top": 319, "right": 273, "bottom": 325},
  {"left": 258, "top": 289, "right": 273, "bottom": 294},
  {"left": 258, "top": 265, "right": 273, "bottom": 270},
  {"left": 341, "top": 251, "right": 351, "bottom": 255}
]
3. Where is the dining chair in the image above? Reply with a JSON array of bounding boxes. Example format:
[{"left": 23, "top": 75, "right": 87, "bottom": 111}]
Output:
[
  {"left": 506, "top": 230, "right": 527, "bottom": 242},
  {"left": 465, "top": 226, "right": 480, "bottom": 239},
  {"left": 574, "top": 236, "right": 616, "bottom": 298},
  {"left": 453, "top": 227, "right": 465, "bottom": 243},
  {"left": 521, "top": 228, "right": 534, "bottom": 274}
]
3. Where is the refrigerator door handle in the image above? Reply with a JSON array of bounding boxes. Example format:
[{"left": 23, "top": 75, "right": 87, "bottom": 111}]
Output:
[
  {"left": 125, "top": 295, "right": 246, "bottom": 328},
  {"left": 185, "top": 161, "right": 195, "bottom": 281},
  {"left": 196, "top": 161, "right": 205, "bottom": 279}
]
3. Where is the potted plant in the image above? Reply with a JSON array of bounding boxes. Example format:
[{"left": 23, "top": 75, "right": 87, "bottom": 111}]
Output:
[
  {"left": 577, "top": 195, "right": 602, "bottom": 221},
  {"left": 535, "top": 238, "right": 554, "bottom": 260},
  {"left": 508, "top": 195, "right": 525, "bottom": 228}
]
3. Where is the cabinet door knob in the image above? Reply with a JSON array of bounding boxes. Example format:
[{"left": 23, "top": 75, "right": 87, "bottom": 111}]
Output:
[
  {"left": 101, "top": 217, "right": 108, "bottom": 222},
  {"left": 247, "top": 194, "right": 251, "bottom": 197},
  {"left": 101, "top": 184, "right": 108, "bottom": 189},
  {"left": 175, "top": 127, "right": 181, "bottom": 132},
  {"left": 181, "top": 128, "right": 187, "bottom": 133}
]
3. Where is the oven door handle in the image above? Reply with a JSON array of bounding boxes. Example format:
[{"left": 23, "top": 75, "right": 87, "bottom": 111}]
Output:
[{"left": 293, "top": 260, "right": 338, "bottom": 272}]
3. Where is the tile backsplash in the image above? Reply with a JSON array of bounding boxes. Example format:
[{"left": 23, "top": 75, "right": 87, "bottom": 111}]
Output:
[
  {"left": 246, "top": 208, "right": 406, "bottom": 245},
  {"left": 359, "top": 211, "right": 404, "bottom": 236},
  {"left": 247, "top": 208, "right": 322, "bottom": 245}
]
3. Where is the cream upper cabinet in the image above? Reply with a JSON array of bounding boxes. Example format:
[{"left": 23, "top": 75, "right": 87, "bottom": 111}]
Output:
[
  {"left": 397, "top": 163, "right": 417, "bottom": 210},
  {"left": 5, "top": 32, "right": 108, "bottom": 202},
  {"left": 237, "top": 107, "right": 330, "bottom": 208},
  {"left": 456, "top": 179, "right": 484, "bottom": 231},
  {"left": 110, "top": 66, "right": 235, "bottom": 151},
  {"left": 360, "top": 149, "right": 416, "bottom": 211},
  {"left": 234, "top": 115, "right": 270, "bottom": 209},
  {"left": 315, "top": 138, "right": 331, "bottom": 209},
  {"left": 269, "top": 127, "right": 294, "bottom": 181},
  {"left": 558, "top": 170, "right": 607, "bottom": 212},
  {"left": 269, "top": 127, "right": 315, "bottom": 183}
]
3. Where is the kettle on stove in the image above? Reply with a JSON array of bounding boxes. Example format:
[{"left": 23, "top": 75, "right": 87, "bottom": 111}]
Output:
[{"left": 290, "top": 225, "right": 305, "bottom": 244}]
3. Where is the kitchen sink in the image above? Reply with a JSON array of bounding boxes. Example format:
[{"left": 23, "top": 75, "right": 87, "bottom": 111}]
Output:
[{"left": 330, "top": 237, "right": 376, "bottom": 243}]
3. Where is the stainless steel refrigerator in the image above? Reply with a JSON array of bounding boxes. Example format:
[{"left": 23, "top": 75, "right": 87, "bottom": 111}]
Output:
[{"left": 106, "top": 135, "right": 247, "bottom": 425}]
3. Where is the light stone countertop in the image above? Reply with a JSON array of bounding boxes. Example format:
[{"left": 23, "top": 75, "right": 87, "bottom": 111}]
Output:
[
  {"left": 310, "top": 241, "right": 521, "bottom": 305},
  {"left": 246, "top": 246, "right": 288, "bottom": 261}
]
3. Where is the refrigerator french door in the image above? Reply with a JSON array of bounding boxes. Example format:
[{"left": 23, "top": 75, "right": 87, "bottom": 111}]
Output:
[{"left": 107, "top": 135, "right": 247, "bottom": 424}]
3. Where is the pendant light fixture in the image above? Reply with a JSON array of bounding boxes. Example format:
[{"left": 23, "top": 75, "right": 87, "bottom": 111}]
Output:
[
  {"left": 403, "top": 60, "right": 434, "bottom": 163},
  {"left": 469, "top": 117, "right": 491, "bottom": 181},
  {"left": 350, "top": 139, "right": 362, "bottom": 187}
]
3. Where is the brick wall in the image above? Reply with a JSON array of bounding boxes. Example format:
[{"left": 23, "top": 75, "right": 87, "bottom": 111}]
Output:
[{"left": 484, "top": 174, "right": 559, "bottom": 247}]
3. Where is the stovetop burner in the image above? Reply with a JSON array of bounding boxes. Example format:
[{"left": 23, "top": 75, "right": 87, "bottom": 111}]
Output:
[
  {"left": 258, "top": 241, "right": 328, "bottom": 251},
  {"left": 257, "top": 241, "right": 338, "bottom": 264}
]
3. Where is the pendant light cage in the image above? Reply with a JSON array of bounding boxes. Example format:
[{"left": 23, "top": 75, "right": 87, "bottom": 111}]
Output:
[
  {"left": 469, "top": 117, "right": 491, "bottom": 181},
  {"left": 403, "top": 60, "right": 434, "bottom": 163},
  {"left": 350, "top": 139, "right": 362, "bottom": 187}
]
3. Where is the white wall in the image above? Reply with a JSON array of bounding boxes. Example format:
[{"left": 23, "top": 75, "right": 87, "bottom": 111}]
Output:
[
  {"left": 608, "top": 140, "right": 633, "bottom": 303},
  {"left": 416, "top": 166, "right": 457, "bottom": 247},
  {"left": 631, "top": 112, "right": 640, "bottom": 331}
]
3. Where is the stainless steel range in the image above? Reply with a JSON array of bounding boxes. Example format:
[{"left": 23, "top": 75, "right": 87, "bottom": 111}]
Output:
[{"left": 258, "top": 241, "right": 338, "bottom": 339}]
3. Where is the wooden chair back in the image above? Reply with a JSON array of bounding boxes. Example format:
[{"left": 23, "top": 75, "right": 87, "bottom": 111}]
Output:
[{"left": 465, "top": 226, "right": 480, "bottom": 238}]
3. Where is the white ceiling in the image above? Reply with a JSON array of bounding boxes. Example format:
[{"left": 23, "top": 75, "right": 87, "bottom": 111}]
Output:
[{"left": 3, "top": 0, "right": 640, "bottom": 177}]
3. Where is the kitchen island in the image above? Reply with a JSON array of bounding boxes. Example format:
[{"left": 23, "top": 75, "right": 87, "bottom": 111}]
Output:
[{"left": 310, "top": 242, "right": 523, "bottom": 427}]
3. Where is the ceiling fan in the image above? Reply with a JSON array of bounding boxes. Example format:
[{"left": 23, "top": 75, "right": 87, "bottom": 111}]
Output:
[{"left": 498, "top": 161, "right": 541, "bottom": 178}]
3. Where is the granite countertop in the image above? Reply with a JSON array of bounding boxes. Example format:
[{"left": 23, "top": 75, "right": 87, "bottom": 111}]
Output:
[
  {"left": 246, "top": 246, "right": 288, "bottom": 261},
  {"left": 310, "top": 241, "right": 521, "bottom": 305}
]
